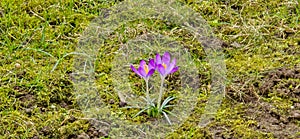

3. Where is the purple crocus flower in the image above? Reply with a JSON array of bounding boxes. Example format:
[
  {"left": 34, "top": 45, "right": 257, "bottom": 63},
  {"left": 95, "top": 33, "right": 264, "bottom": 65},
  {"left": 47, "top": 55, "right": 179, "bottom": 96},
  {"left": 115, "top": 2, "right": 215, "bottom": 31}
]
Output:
[
  {"left": 130, "top": 59, "right": 156, "bottom": 80},
  {"left": 156, "top": 52, "right": 179, "bottom": 78}
]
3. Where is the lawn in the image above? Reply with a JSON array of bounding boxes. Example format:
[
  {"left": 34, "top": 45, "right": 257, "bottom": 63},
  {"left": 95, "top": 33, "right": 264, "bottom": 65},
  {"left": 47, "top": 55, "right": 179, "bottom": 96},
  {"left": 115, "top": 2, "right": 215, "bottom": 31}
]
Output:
[{"left": 0, "top": 0, "right": 299, "bottom": 138}]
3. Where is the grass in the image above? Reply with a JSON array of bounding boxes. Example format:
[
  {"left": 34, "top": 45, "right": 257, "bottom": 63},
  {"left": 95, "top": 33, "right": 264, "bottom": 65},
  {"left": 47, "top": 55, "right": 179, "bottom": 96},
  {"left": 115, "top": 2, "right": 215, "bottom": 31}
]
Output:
[{"left": 0, "top": 0, "right": 299, "bottom": 138}]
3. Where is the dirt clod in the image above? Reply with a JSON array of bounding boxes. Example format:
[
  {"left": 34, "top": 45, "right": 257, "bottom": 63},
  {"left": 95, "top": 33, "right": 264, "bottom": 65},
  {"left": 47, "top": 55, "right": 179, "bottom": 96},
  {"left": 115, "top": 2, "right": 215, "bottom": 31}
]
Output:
[
  {"left": 259, "top": 66, "right": 300, "bottom": 99},
  {"left": 40, "top": 126, "right": 51, "bottom": 136},
  {"left": 289, "top": 110, "right": 300, "bottom": 120},
  {"left": 31, "top": 135, "right": 39, "bottom": 139},
  {"left": 77, "top": 132, "right": 90, "bottom": 139}
]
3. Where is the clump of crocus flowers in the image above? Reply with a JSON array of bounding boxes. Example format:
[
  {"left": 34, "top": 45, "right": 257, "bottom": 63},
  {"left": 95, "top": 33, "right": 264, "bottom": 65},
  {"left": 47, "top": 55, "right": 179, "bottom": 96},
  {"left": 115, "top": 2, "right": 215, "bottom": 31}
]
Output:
[{"left": 130, "top": 52, "right": 178, "bottom": 124}]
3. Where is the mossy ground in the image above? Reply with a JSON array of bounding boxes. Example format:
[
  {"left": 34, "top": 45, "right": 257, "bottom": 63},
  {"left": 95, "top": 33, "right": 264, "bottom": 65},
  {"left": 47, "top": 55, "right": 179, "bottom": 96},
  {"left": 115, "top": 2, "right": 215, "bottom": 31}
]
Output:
[{"left": 0, "top": 0, "right": 299, "bottom": 138}]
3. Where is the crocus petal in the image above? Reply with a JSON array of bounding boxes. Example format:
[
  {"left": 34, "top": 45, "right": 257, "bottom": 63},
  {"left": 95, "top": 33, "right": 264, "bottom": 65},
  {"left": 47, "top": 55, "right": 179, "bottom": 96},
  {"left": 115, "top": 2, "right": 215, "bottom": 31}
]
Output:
[
  {"left": 138, "top": 66, "right": 147, "bottom": 78},
  {"left": 157, "top": 64, "right": 166, "bottom": 76},
  {"left": 139, "top": 60, "right": 146, "bottom": 67},
  {"left": 170, "top": 66, "right": 179, "bottom": 74},
  {"left": 156, "top": 53, "right": 162, "bottom": 65},
  {"left": 131, "top": 65, "right": 142, "bottom": 77},
  {"left": 149, "top": 59, "right": 156, "bottom": 69},
  {"left": 162, "top": 52, "right": 170, "bottom": 64},
  {"left": 147, "top": 69, "right": 155, "bottom": 77},
  {"left": 166, "top": 58, "right": 176, "bottom": 74}
]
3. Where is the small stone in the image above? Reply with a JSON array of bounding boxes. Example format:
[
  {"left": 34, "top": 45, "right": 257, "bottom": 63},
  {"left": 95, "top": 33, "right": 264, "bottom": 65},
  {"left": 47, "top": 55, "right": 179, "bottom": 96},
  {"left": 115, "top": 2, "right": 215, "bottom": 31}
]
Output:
[
  {"left": 290, "top": 110, "right": 300, "bottom": 120},
  {"left": 93, "top": 130, "right": 98, "bottom": 136},
  {"left": 109, "top": 99, "right": 115, "bottom": 104},
  {"left": 15, "top": 63, "right": 21, "bottom": 69},
  {"left": 50, "top": 104, "right": 56, "bottom": 109},
  {"left": 25, "top": 108, "right": 32, "bottom": 115}
]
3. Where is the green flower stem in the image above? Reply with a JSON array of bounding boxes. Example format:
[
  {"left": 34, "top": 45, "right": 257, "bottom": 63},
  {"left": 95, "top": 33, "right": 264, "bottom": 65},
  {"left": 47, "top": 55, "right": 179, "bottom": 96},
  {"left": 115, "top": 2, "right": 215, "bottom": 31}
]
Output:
[
  {"left": 145, "top": 79, "right": 150, "bottom": 105},
  {"left": 157, "top": 77, "right": 165, "bottom": 109}
]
